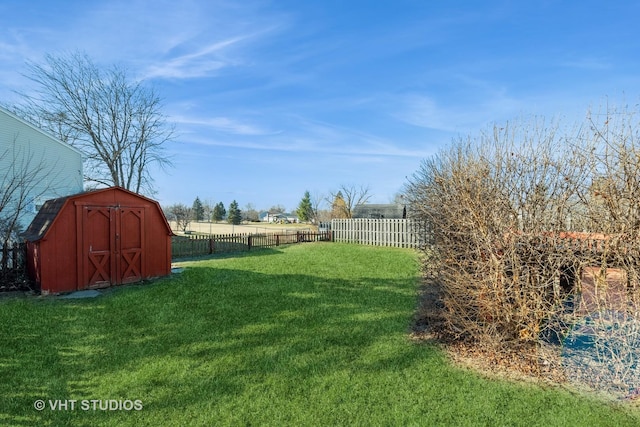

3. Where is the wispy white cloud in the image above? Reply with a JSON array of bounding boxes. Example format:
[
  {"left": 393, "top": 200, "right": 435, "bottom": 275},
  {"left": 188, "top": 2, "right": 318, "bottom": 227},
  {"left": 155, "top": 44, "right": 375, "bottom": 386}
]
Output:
[
  {"left": 560, "top": 57, "right": 612, "bottom": 70},
  {"left": 172, "top": 114, "right": 278, "bottom": 136},
  {"left": 4, "top": 0, "right": 635, "bottom": 210},
  {"left": 393, "top": 91, "right": 528, "bottom": 134},
  {"left": 143, "top": 35, "right": 254, "bottom": 79},
  {"left": 395, "top": 95, "right": 450, "bottom": 131},
  {"left": 179, "top": 114, "right": 434, "bottom": 159},
  {"left": 288, "top": 116, "right": 435, "bottom": 157},
  {"left": 12, "top": 0, "right": 289, "bottom": 82}
]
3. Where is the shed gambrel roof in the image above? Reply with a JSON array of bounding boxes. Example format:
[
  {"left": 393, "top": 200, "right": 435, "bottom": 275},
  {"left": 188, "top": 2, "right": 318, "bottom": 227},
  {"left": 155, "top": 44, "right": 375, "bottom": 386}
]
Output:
[
  {"left": 22, "top": 186, "right": 173, "bottom": 242},
  {"left": 21, "top": 195, "right": 69, "bottom": 241}
]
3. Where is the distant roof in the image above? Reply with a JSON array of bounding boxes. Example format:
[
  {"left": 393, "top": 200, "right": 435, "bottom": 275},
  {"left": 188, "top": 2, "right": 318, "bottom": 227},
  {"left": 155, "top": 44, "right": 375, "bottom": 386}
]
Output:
[
  {"left": 352, "top": 204, "right": 406, "bottom": 219},
  {"left": 260, "top": 211, "right": 298, "bottom": 218}
]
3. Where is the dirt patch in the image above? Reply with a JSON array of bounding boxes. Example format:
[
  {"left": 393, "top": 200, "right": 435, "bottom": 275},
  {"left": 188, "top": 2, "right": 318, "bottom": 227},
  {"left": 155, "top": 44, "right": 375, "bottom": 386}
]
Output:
[
  {"left": 411, "top": 277, "right": 561, "bottom": 383},
  {"left": 411, "top": 277, "right": 640, "bottom": 404}
]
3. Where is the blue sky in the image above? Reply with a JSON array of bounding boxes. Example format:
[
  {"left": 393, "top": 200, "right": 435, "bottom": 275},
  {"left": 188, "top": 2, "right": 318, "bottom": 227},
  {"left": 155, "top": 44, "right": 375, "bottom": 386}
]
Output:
[{"left": 1, "top": 1, "right": 640, "bottom": 212}]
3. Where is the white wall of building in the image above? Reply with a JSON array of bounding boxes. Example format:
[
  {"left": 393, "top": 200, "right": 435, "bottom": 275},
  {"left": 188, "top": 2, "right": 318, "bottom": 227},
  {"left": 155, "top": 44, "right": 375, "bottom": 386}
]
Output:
[{"left": 0, "top": 106, "right": 83, "bottom": 230}]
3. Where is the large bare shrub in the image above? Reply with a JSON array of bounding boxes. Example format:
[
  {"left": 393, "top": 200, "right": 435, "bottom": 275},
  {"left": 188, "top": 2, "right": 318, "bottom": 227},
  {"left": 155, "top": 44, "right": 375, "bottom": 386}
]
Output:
[
  {"left": 408, "top": 106, "right": 640, "bottom": 392},
  {"left": 570, "top": 106, "right": 640, "bottom": 394},
  {"left": 407, "top": 118, "right": 584, "bottom": 349}
]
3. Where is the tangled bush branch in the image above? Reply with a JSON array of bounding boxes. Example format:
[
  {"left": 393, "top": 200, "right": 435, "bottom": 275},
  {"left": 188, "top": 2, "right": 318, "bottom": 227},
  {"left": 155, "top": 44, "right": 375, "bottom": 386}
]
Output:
[{"left": 406, "top": 106, "right": 640, "bottom": 393}]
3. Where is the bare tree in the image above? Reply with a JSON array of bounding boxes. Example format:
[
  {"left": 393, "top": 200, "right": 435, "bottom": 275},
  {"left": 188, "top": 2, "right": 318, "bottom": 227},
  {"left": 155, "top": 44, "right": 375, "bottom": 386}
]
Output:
[
  {"left": 268, "top": 205, "right": 286, "bottom": 214},
  {"left": 0, "top": 140, "right": 60, "bottom": 245},
  {"left": 165, "top": 204, "right": 192, "bottom": 233},
  {"left": 327, "top": 184, "right": 372, "bottom": 218},
  {"left": 310, "top": 191, "right": 325, "bottom": 224},
  {"left": 242, "top": 203, "right": 260, "bottom": 222},
  {"left": 202, "top": 199, "right": 215, "bottom": 222},
  {"left": 15, "top": 52, "right": 174, "bottom": 194}
]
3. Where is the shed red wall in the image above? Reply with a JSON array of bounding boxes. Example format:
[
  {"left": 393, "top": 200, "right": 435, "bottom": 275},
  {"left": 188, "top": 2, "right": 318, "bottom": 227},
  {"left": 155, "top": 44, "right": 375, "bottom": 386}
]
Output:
[
  {"left": 41, "top": 199, "right": 78, "bottom": 293},
  {"left": 29, "top": 187, "right": 172, "bottom": 294}
]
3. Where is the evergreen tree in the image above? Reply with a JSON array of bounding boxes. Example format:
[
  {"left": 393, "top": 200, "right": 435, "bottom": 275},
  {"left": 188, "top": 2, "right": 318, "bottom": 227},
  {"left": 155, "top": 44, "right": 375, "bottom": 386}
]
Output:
[
  {"left": 331, "top": 191, "right": 349, "bottom": 218},
  {"left": 218, "top": 202, "right": 227, "bottom": 220},
  {"left": 227, "top": 200, "right": 242, "bottom": 225},
  {"left": 296, "top": 190, "right": 314, "bottom": 222},
  {"left": 212, "top": 202, "right": 226, "bottom": 222},
  {"left": 192, "top": 196, "right": 205, "bottom": 221}
]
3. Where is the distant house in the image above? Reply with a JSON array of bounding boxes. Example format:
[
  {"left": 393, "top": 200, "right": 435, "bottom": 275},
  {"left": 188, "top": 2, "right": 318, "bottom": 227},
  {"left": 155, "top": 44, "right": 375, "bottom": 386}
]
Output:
[
  {"left": 259, "top": 212, "right": 299, "bottom": 223},
  {"left": 258, "top": 211, "right": 270, "bottom": 222},
  {"left": 352, "top": 204, "right": 406, "bottom": 219},
  {"left": 0, "top": 106, "right": 83, "bottom": 232}
]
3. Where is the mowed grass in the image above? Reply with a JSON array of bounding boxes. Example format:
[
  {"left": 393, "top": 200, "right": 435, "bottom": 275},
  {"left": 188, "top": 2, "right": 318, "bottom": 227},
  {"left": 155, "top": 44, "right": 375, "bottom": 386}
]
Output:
[{"left": 0, "top": 243, "right": 638, "bottom": 426}]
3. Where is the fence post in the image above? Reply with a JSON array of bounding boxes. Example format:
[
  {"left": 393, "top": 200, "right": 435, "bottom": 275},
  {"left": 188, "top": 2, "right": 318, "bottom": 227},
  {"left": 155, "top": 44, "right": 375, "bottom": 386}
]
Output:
[
  {"left": 248, "top": 235, "right": 252, "bottom": 251},
  {"left": 2, "top": 242, "right": 7, "bottom": 271}
]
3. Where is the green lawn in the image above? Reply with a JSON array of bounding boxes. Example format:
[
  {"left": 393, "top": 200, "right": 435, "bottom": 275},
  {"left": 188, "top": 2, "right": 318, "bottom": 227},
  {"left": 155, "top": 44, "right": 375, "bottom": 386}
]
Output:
[{"left": 0, "top": 243, "right": 638, "bottom": 426}]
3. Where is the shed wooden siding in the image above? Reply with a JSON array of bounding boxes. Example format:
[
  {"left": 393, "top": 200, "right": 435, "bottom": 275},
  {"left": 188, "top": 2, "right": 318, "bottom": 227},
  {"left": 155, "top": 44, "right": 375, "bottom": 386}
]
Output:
[
  {"left": 24, "top": 187, "right": 172, "bottom": 294},
  {"left": 0, "top": 106, "right": 83, "bottom": 227}
]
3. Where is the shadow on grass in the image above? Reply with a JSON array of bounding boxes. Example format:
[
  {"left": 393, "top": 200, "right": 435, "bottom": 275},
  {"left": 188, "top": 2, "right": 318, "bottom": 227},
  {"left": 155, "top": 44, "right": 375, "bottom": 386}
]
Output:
[
  {"left": 172, "top": 247, "right": 285, "bottom": 263},
  {"left": 0, "top": 261, "right": 431, "bottom": 425},
  {"left": 1, "top": 254, "right": 639, "bottom": 426}
]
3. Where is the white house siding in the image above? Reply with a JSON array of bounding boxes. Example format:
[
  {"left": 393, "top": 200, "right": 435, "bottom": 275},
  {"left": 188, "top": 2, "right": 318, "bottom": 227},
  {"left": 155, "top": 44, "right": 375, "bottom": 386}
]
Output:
[{"left": 0, "top": 106, "right": 83, "bottom": 230}]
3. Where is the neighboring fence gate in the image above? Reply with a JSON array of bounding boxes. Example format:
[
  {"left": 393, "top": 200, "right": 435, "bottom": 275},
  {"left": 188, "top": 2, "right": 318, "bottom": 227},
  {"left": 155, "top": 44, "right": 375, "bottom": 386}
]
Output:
[{"left": 330, "top": 219, "right": 419, "bottom": 248}]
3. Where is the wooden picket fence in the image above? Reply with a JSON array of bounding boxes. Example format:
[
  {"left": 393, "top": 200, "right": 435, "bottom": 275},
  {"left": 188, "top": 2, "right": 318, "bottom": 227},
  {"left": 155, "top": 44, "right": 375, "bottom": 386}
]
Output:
[
  {"left": 172, "top": 231, "right": 332, "bottom": 259},
  {"left": 330, "top": 219, "right": 419, "bottom": 248}
]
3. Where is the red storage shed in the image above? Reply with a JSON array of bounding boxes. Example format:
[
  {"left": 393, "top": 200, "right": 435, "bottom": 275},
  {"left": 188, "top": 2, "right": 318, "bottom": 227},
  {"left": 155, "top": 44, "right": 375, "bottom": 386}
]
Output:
[{"left": 23, "top": 187, "right": 173, "bottom": 294}]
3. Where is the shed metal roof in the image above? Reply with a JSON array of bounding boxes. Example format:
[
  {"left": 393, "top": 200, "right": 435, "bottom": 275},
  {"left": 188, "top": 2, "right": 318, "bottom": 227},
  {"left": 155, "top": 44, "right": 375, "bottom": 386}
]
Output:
[{"left": 21, "top": 195, "right": 69, "bottom": 241}]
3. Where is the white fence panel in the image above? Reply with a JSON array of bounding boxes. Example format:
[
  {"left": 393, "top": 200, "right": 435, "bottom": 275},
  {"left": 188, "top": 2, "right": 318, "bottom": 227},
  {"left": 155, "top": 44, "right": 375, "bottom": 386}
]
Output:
[{"left": 330, "top": 219, "right": 419, "bottom": 248}]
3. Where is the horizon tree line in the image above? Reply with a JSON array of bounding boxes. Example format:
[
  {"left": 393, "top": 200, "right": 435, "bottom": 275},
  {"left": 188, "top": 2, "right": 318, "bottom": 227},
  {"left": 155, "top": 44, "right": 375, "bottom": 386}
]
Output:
[{"left": 164, "top": 184, "right": 376, "bottom": 230}]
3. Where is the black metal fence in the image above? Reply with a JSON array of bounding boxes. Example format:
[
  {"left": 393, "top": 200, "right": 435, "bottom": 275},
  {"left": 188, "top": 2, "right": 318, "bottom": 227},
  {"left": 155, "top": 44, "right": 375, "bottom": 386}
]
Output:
[
  {"left": 0, "top": 242, "right": 28, "bottom": 289},
  {"left": 172, "top": 231, "right": 332, "bottom": 259}
]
